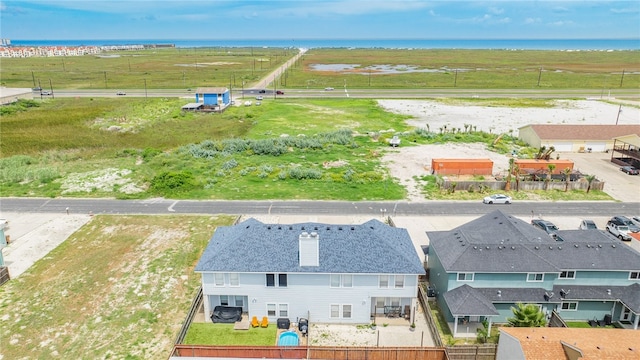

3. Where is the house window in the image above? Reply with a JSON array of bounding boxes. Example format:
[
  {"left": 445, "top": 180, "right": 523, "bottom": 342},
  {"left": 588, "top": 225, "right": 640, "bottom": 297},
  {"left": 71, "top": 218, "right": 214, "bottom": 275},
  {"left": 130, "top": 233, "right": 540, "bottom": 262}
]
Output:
[
  {"left": 376, "top": 298, "right": 385, "bottom": 309},
  {"left": 214, "top": 273, "right": 225, "bottom": 286},
  {"left": 229, "top": 273, "right": 239, "bottom": 286},
  {"left": 330, "top": 304, "right": 352, "bottom": 318},
  {"left": 559, "top": 271, "right": 575, "bottom": 279},
  {"left": 630, "top": 271, "right": 640, "bottom": 280},
  {"left": 267, "top": 303, "right": 276, "bottom": 317},
  {"left": 527, "top": 273, "right": 544, "bottom": 282},
  {"left": 331, "top": 274, "right": 353, "bottom": 288},
  {"left": 330, "top": 304, "right": 340, "bottom": 318},
  {"left": 266, "top": 274, "right": 275, "bottom": 287},
  {"left": 278, "top": 274, "right": 288, "bottom": 287},
  {"left": 234, "top": 297, "right": 243, "bottom": 307},
  {"left": 391, "top": 297, "right": 400, "bottom": 307},
  {"left": 220, "top": 295, "right": 229, "bottom": 306},
  {"left": 342, "top": 305, "right": 352, "bottom": 318},
  {"left": 561, "top": 302, "right": 578, "bottom": 311},
  {"left": 457, "top": 273, "right": 474, "bottom": 282},
  {"left": 394, "top": 275, "right": 404, "bottom": 288},
  {"left": 379, "top": 275, "right": 390, "bottom": 288},
  {"left": 278, "top": 304, "right": 288, "bottom": 317}
]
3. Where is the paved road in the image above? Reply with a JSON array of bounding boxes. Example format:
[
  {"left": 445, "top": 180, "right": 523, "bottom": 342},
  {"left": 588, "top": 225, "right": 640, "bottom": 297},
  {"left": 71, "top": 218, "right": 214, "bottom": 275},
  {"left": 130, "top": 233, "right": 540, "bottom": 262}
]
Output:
[{"left": 1, "top": 198, "right": 637, "bottom": 217}]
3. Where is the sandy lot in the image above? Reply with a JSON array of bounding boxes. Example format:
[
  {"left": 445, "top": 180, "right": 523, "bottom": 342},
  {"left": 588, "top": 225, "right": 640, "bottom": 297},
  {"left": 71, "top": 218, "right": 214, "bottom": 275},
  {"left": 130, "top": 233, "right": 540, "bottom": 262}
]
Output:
[{"left": 378, "top": 99, "right": 640, "bottom": 202}]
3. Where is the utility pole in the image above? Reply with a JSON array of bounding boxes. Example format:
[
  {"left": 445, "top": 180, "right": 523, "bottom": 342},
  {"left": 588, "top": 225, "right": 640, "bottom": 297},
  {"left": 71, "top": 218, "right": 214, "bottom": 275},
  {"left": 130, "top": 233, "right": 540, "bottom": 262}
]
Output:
[
  {"left": 128, "top": 59, "right": 131, "bottom": 72},
  {"left": 49, "top": 79, "right": 54, "bottom": 99},
  {"left": 615, "top": 104, "right": 622, "bottom": 125},
  {"left": 144, "top": 78, "right": 147, "bottom": 99},
  {"left": 62, "top": 58, "right": 66, "bottom": 72},
  {"left": 104, "top": 71, "right": 107, "bottom": 88},
  {"left": 619, "top": 69, "right": 625, "bottom": 88},
  {"left": 537, "top": 67, "right": 542, "bottom": 87},
  {"left": 32, "top": 71, "right": 36, "bottom": 88},
  {"left": 454, "top": 69, "right": 458, "bottom": 87}
]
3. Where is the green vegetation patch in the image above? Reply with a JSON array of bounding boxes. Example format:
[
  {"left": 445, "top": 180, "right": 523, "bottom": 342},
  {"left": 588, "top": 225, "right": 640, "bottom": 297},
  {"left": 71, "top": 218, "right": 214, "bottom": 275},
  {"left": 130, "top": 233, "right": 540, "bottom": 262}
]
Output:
[
  {"left": 184, "top": 323, "right": 278, "bottom": 346},
  {"left": 0, "top": 214, "right": 235, "bottom": 360}
]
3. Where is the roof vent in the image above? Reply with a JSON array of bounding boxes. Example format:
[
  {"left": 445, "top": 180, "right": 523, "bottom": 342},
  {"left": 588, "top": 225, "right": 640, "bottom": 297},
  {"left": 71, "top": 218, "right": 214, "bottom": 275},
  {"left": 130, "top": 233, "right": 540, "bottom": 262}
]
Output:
[
  {"left": 314, "top": 227, "right": 318, "bottom": 231},
  {"left": 607, "top": 289, "right": 612, "bottom": 295},
  {"left": 587, "top": 244, "right": 592, "bottom": 248},
  {"left": 473, "top": 246, "right": 478, "bottom": 250},
  {"left": 574, "top": 244, "right": 579, "bottom": 248},
  {"left": 289, "top": 226, "right": 293, "bottom": 230},
  {"left": 338, "top": 227, "right": 343, "bottom": 230},
  {"left": 278, "top": 226, "right": 282, "bottom": 230},
  {"left": 497, "top": 290, "right": 502, "bottom": 297},
  {"left": 549, "top": 246, "right": 553, "bottom": 250},
  {"left": 535, "top": 246, "right": 539, "bottom": 250},
  {"left": 612, "top": 244, "right": 616, "bottom": 248},
  {"left": 486, "top": 246, "right": 490, "bottom": 250},
  {"left": 327, "top": 226, "right": 330, "bottom": 230},
  {"left": 310, "top": 232, "right": 318, "bottom": 237},
  {"left": 558, "top": 246, "right": 562, "bottom": 250},
  {"left": 267, "top": 226, "right": 271, "bottom": 230},
  {"left": 511, "top": 246, "right": 516, "bottom": 250},
  {"left": 351, "top": 226, "right": 355, "bottom": 230},
  {"left": 598, "top": 244, "right": 602, "bottom": 248}
]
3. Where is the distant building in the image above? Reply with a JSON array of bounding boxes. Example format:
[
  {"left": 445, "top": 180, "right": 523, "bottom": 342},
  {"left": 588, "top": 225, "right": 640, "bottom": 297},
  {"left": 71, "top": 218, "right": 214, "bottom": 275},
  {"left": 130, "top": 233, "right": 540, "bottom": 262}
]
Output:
[{"left": 518, "top": 124, "right": 640, "bottom": 152}]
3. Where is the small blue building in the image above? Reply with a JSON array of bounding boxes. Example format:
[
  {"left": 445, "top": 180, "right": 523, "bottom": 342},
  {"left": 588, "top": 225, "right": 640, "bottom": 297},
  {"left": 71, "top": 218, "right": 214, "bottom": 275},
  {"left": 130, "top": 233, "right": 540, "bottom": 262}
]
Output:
[{"left": 195, "top": 87, "right": 230, "bottom": 107}]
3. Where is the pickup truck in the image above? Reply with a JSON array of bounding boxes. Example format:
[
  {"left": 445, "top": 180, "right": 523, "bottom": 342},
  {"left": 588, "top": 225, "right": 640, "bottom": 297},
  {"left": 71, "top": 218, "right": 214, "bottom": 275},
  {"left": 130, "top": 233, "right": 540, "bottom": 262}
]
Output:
[{"left": 606, "top": 220, "right": 632, "bottom": 241}]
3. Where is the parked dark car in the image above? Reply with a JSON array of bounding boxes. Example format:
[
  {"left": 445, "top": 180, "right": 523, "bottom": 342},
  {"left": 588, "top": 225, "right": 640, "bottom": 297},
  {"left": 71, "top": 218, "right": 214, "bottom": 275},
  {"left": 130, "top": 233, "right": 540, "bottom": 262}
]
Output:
[
  {"left": 620, "top": 166, "right": 639, "bottom": 175},
  {"left": 531, "top": 219, "right": 559, "bottom": 238},
  {"left": 276, "top": 90, "right": 284, "bottom": 95},
  {"left": 258, "top": 89, "right": 266, "bottom": 94},
  {"left": 610, "top": 216, "right": 640, "bottom": 232}
]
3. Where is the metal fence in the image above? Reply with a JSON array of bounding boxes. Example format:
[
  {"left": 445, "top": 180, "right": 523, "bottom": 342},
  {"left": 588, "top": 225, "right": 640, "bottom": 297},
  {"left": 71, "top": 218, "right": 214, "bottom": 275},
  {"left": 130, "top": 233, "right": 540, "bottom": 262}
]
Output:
[
  {"left": 173, "top": 286, "right": 203, "bottom": 345},
  {"left": 0, "top": 266, "right": 10, "bottom": 286}
]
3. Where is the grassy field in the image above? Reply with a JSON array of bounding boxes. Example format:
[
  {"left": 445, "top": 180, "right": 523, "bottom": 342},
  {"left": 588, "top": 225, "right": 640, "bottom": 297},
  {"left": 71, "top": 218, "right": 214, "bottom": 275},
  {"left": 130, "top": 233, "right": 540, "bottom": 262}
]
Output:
[
  {"left": 0, "top": 214, "right": 236, "bottom": 360},
  {"left": 0, "top": 47, "right": 295, "bottom": 90},
  {"left": 289, "top": 48, "right": 640, "bottom": 89},
  {"left": 2, "top": 47, "right": 638, "bottom": 90},
  {"left": 0, "top": 97, "right": 612, "bottom": 201}
]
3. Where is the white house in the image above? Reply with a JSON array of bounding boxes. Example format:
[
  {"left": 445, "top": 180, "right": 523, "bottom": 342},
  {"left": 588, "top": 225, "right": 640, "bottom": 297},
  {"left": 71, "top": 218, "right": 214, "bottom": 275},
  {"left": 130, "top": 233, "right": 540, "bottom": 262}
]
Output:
[{"left": 195, "top": 218, "right": 425, "bottom": 325}]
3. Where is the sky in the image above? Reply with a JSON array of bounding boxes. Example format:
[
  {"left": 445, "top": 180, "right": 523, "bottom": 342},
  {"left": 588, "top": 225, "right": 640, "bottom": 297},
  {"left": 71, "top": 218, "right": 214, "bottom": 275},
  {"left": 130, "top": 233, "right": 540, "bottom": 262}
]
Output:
[{"left": 1, "top": 0, "right": 639, "bottom": 40}]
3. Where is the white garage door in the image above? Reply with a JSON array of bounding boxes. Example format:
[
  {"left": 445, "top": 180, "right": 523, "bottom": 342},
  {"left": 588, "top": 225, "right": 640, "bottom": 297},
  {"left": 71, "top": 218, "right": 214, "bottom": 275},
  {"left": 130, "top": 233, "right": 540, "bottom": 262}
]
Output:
[
  {"left": 585, "top": 142, "right": 606, "bottom": 152},
  {"left": 552, "top": 142, "right": 573, "bottom": 152}
]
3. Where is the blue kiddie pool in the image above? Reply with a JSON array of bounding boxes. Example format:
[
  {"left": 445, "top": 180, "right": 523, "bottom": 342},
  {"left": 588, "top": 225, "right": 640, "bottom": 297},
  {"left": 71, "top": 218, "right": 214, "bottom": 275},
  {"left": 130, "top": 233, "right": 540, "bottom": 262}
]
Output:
[{"left": 278, "top": 331, "right": 299, "bottom": 346}]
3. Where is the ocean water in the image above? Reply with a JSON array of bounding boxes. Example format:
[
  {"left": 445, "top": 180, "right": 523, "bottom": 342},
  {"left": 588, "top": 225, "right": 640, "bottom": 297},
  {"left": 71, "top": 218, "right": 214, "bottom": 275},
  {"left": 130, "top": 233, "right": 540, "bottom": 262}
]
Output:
[{"left": 10, "top": 38, "right": 640, "bottom": 50}]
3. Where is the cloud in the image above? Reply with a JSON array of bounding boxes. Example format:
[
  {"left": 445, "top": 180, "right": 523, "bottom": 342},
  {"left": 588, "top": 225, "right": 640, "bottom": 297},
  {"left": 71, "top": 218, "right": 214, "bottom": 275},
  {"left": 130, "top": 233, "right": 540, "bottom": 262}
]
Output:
[
  {"left": 610, "top": 7, "right": 639, "bottom": 14},
  {"left": 488, "top": 7, "right": 504, "bottom": 15},
  {"left": 524, "top": 17, "right": 541, "bottom": 24}
]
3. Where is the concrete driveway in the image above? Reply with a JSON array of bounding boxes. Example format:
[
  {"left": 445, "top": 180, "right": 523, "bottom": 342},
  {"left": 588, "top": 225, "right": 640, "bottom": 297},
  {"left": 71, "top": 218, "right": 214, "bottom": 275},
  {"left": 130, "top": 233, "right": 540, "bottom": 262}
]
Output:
[{"left": 565, "top": 151, "right": 640, "bottom": 203}]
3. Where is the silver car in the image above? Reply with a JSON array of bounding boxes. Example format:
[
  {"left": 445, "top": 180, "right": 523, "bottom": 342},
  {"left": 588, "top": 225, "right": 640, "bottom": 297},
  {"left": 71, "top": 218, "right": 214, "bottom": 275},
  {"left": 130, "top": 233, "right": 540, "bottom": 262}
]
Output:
[{"left": 482, "top": 194, "right": 512, "bottom": 204}]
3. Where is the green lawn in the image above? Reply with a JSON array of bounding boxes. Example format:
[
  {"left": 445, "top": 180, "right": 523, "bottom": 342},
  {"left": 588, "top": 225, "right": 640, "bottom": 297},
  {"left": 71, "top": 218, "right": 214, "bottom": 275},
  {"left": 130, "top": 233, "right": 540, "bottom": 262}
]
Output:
[{"left": 184, "top": 323, "right": 278, "bottom": 346}]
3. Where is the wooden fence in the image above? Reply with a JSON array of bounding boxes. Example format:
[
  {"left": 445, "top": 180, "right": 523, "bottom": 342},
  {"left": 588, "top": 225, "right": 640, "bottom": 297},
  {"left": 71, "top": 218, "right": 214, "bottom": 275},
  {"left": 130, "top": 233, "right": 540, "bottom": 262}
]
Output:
[
  {"left": 445, "top": 345, "right": 497, "bottom": 360},
  {"left": 173, "top": 286, "right": 203, "bottom": 345},
  {"left": 439, "top": 180, "right": 604, "bottom": 192},
  {"left": 418, "top": 286, "right": 443, "bottom": 347},
  {"left": 0, "top": 266, "right": 10, "bottom": 286},
  {"left": 170, "top": 346, "right": 448, "bottom": 360}
]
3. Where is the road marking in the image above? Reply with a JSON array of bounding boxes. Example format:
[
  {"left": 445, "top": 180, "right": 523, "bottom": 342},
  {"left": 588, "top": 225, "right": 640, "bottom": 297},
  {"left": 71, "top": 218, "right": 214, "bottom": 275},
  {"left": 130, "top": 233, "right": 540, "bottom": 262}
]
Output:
[{"left": 168, "top": 200, "right": 178, "bottom": 212}]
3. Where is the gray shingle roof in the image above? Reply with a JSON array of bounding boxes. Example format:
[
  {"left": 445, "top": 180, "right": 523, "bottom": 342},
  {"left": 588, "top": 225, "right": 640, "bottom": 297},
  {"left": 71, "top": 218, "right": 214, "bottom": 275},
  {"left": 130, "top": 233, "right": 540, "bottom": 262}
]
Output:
[
  {"left": 552, "top": 284, "right": 640, "bottom": 314},
  {"left": 428, "top": 210, "right": 640, "bottom": 273},
  {"left": 443, "top": 285, "right": 499, "bottom": 316},
  {"left": 476, "top": 287, "right": 556, "bottom": 304},
  {"left": 195, "top": 218, "right": 425, "bottom": 275}
]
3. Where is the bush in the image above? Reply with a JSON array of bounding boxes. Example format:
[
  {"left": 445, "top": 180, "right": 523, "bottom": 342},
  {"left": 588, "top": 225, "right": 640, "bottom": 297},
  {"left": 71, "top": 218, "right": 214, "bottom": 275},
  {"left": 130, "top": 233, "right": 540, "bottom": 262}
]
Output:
[{"left": 150, "top": 171, "right": 196, "bottom": 194}]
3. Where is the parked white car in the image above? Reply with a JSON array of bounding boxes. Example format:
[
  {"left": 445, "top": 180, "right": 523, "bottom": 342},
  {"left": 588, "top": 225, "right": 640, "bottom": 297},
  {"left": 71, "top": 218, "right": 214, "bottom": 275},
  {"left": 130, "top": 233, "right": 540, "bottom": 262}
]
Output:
[
  {"left": 482, "top": 194, "right": 512, "bottom": 204},
  {"left": 606, "top": 220, "right": 632, "bottom": 241}
]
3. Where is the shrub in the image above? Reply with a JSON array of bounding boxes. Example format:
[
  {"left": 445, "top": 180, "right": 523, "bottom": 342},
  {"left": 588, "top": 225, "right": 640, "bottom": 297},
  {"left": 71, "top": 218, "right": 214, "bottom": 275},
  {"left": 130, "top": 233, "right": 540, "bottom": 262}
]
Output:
[{"left": 150, "top": 171, "right": 196, "bottom": 194}]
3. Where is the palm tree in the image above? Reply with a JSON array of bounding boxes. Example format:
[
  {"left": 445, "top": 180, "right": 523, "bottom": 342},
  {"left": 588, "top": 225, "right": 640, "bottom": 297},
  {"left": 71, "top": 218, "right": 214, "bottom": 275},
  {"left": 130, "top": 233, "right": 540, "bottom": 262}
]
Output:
[
  {"left": 505, "top": 158, "right": 514, "bottom": 191},
  {"left": 585, "top": 174, "right": 596, "bottom": 193},
  {"left": 513, "top": 164, "right": 521, "bottom": 192},
  {"left": 545, "top": 164, "right": 556, "bottom": 190},
  {"left": 507, "top": 303, "right": 547, "bottom": 327},
  {"left": 563, "top": 167, "right": 572, "bottom": 192}
]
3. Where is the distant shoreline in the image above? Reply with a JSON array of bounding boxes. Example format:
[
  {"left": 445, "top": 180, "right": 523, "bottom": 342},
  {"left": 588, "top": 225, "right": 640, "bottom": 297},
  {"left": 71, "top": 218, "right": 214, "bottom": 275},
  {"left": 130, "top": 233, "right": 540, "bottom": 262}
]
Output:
[{"left": 8, "top": 38, "right": 640, "bottom": 51}]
